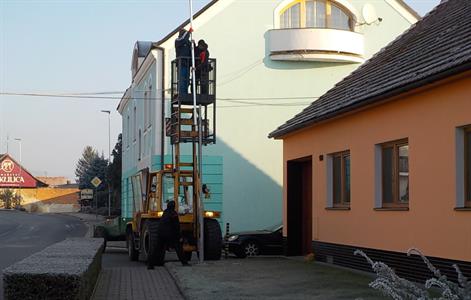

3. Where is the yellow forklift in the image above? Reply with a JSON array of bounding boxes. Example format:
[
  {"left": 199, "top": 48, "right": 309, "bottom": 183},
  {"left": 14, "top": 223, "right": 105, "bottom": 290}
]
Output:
[{"left": 125, "top": 55, "right": 221, "bottom": 264}]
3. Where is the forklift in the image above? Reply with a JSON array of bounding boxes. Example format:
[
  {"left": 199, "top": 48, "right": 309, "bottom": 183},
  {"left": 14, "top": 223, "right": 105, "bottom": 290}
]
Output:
[{"left": 125, "top": 54, "right": 222, "bottom": 264}]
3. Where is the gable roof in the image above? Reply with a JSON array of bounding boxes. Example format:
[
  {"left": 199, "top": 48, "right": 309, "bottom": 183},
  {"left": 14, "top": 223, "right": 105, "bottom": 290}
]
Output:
[
  {"left": 155, "top": 0, "right": 419, "bottom": 47},
  {"left": 269, "top": 0, "right": 471, "bottom": 139},
  {"left": 0, "top": 153, "right": 48, "bottom": 187},
  {"left": 156, "top": 0, "right": 219, "bottom": 46}
]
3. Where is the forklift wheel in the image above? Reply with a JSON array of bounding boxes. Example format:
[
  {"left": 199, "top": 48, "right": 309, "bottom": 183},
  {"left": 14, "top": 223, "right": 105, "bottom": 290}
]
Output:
[
  {"left": 126, "top": 230, "right": 139, "bottom": 261},
  {"left": 145, "top": 220, "right": 163, "bottom": 267},
  {"left": 204, "top": 218, "right": 222, "bottom": 260}
]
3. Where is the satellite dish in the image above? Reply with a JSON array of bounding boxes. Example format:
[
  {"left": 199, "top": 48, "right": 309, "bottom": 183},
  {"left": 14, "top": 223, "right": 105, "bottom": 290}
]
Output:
[{"left": 362, "top": 4, "right": 378, "bottom": 24}]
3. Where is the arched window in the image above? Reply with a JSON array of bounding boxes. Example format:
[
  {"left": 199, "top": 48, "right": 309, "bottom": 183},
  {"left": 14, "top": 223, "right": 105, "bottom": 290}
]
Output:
[{"left": 280, "top": 0, "right": 354, "bottom": 31}]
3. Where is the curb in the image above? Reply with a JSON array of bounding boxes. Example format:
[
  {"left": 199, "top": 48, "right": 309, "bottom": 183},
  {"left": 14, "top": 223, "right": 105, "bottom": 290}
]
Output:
[{"left": 164, "top": 263, "right": 188, "bottom": 300}]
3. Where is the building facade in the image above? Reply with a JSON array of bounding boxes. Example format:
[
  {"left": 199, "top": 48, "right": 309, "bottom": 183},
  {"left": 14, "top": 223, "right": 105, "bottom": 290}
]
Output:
[
  {"left": 270, "top": 0, "right": 471, "bottom": 281},
  {"left": 119, "top": 0, "right": 418, "bottom": 231}
]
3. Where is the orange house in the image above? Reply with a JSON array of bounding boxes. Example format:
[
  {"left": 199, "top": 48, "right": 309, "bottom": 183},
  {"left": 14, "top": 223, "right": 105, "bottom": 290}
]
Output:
[{"left": 270, "top": 0, "right": 471, "bottom": 282}]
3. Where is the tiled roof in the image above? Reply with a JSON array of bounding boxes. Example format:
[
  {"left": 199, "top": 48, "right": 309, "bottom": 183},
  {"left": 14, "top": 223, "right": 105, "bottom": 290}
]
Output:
[{"left": 269, "top": 0, "right": 471, "bottom": 139}]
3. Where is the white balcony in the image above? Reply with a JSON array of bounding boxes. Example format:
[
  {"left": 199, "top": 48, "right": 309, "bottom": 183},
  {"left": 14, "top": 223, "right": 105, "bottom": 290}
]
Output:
[{"left": 268, "top": 28, "right": 365, "bottom": 63}]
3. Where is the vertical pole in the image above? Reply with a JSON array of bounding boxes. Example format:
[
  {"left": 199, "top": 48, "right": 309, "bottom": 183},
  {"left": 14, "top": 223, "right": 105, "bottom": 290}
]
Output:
[
  {"left": 224, "top": 223, "right": 230, "bottom": 259},
  {"left": 189, "top": 0, "right": 204, "bottom": 263},
  {"left": 108, "top": 113, "right": 111, "bottom": 217},
  {"left": 198, "top": 105, "right": 204, "bottom": 263},
  {"left": 95, "top": 187, "right": 98, "bottom": 220},
  {"left": 18, "top": 139, "right": 22, "bottom": 206}
]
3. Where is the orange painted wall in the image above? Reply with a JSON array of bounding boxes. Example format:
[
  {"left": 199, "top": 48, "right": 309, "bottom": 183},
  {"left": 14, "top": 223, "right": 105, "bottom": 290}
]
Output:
[{"left": 282, "top": 74, "right": 471, "bottom": 262}]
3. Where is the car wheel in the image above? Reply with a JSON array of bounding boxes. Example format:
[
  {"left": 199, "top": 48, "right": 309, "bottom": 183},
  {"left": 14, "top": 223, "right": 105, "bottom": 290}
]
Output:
[{"left": 244, "top": 241, "right": 260, "bottom": 257}]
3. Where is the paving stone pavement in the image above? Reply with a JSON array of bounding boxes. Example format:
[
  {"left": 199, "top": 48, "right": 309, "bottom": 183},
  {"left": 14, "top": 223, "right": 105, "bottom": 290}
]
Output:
[
  {"left": 92, "top": 267, "right": 184, "bottom": 300},
  {"left": 92, "top": 244, "right": 184, "bottom": 300}
]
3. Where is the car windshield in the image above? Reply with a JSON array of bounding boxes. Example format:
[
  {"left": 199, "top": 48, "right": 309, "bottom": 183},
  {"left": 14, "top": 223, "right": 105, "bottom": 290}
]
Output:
[{"left": 264, "top": 224, "right": 282, "bottom": 232}]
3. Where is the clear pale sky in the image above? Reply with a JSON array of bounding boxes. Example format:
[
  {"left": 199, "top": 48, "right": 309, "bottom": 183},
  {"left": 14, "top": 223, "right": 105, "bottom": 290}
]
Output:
[{"left": 0, "top": 0, "right": 440, "bottom": 180}]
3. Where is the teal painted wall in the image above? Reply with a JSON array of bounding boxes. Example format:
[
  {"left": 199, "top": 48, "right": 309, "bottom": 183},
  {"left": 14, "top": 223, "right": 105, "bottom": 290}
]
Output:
[{"left": 158, "top": 0, "right": 416, "bottom": 232}]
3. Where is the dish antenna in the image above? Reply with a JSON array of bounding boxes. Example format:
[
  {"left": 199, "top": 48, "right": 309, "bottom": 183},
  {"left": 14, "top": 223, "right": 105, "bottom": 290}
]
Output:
[{"left": 362, "top": 4, "right": 382, "bottom": 24}]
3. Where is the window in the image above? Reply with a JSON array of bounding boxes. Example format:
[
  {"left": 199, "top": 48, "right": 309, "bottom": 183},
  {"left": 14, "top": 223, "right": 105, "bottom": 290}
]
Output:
[
  {"left": 147, "top": 84, "right": 152, "bottom": 129},
  {"left": 126, "top": 115, "right": 130, "bottom": 147},
  {"left": 144, "top": 91, "right": 148, "bottom": 128},
  {"left": 381, "top": 139, "right": 409, "bottom": 207},
  {"left": 280, "top": 0, "right": 353, "bottom": 31},
  {"left": 133, "top": 106, "right": 137, "bottom": 141},
  {"left": 332, "top": 151, "right": 350, "bottom": 207},
  {"left": 138, "top": 129, "right": 142, "bottom": 161},
  {"left": 465, "top": 127, "right": 471, "bottom": 207}
]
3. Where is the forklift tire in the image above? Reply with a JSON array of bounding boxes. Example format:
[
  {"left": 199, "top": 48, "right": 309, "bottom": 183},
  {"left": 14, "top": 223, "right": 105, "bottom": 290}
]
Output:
[
  {"left": 126, "top": 230, "right": 139, "bottom": 261},
  {"left": 204, "top": 218, "right": 222, "bottom": 260},
  {"left": 144, "top": 220, "right": 162, "bottom": 267}
]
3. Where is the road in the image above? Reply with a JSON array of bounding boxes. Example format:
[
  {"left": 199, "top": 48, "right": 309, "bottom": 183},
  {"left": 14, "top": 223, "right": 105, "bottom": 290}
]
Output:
[{"left": 0, "top": 210, "right": 87, "bottom": 299}]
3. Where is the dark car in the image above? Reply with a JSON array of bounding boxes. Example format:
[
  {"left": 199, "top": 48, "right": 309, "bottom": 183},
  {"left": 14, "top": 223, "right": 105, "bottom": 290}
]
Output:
[{"left": 224, "top": 224, "right": 283, "bottom": 258}]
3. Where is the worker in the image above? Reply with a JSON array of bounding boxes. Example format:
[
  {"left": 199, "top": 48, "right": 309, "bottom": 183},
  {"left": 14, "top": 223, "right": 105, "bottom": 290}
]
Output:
[
  {"left": 175, "top": 29, "right": 192, "bottom": 96},
  {"left": 195, "top": 39, "right": 210, "bottom": 95},
  {"left": 149, "top": 200, "right": 189, "bottom": 268}
]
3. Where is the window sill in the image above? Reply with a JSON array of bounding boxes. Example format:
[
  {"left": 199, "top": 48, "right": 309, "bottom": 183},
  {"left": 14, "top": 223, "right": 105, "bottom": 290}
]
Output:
[
  {"left": 325, "top": 207, "right": 351, "bottom": 211},
  {"left": 454, "top": 207, "right": 471, "bottom": 211},
  {"left": 374, "top": 207, "right": 409, "bottom": 211}
]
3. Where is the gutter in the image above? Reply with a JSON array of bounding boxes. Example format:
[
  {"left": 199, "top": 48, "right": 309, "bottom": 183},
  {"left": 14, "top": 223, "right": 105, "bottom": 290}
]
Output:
[{"left": 269, "top": 62, "right": 471, "bottom": 139}]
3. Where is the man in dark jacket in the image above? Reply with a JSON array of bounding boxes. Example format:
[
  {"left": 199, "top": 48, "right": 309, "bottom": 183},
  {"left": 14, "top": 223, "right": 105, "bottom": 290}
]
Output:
[
  {"left": 195, "top": 39, "right": 210, "bottom": 95},
  {"left": 150, "top": 200, "right": 189, "bottom": 268},
  {"left": 175, "top": 29, "right": 192, "bottom": 96}
]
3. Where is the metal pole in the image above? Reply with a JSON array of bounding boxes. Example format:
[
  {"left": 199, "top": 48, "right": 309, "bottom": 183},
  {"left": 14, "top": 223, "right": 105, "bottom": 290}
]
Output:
[
  {"left": 188, "top": 0, "right": 204, "bottom": 263},
  {"left": 108, "top": 113, "right": 111, "bottom": 217},
  {"left": 14, "top": 138, "right": 22, "bottom": 206},
  {"left": 101, "top": 110, "right": 112, "bottom": 217},
  {"left": 198, "top": 105, "right": 204, "bottom": 263}
]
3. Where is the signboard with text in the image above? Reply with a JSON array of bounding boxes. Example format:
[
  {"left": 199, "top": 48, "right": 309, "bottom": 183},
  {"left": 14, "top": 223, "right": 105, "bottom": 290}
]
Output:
[
  {"left": 80, "top": 189, "right": 94, "bottom": 200},
  {"left": 0, "top": 155, "right": 38, "bottom": 188}
]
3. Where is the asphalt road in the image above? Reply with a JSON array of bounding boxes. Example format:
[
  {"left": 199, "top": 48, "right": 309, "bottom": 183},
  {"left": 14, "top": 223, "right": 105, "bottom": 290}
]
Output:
[{"left": 0, "top": 210, "right": 87, "bottom": 299}]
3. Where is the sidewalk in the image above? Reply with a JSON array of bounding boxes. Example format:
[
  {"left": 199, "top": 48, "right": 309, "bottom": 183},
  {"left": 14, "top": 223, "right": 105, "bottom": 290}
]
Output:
[{"left": 91, "top": 244, "right": 184, "bottom": 300}]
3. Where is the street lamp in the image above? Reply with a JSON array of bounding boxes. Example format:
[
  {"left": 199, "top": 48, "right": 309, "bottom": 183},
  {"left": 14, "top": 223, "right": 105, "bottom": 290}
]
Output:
[
  {"left": 101, "top": 110, "right": 111, "bottom": 217},
  {"left": 14, "top": 138, "right": 22, "bottom": 207}
]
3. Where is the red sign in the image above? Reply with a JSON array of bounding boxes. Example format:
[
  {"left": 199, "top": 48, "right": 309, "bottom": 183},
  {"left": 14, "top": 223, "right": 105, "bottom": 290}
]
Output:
[{"left": 0, "top": 155, "right": 38, "bottom": 188}]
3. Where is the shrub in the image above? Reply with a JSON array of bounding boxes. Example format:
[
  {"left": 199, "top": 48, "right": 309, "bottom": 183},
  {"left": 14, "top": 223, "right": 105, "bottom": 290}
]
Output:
[{"left": 355, "top": 248, "right": 471, "bottom": 300}]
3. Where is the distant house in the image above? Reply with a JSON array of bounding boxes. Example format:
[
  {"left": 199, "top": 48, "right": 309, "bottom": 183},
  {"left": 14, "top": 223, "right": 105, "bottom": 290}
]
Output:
[
  {"left": 118, "top": 0, "right": 419, "bottom": 231},
  {"left": 0, "top": 153, "right": 79, "bottom": 213},
  {"left": 270, "top": 0, "right": 470, "bottom": 282}
]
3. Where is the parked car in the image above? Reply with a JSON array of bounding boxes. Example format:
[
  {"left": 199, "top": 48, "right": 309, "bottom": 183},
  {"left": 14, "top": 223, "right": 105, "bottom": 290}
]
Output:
[{"left": 224, "top": 224, "right": 283, "bottom": 258}]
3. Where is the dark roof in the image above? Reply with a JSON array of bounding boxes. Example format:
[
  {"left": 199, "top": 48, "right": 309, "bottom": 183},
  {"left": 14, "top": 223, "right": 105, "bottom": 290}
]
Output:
[
  {"left": 269, "top": 0, "right": 471, "bottom": 139},
  {"left": 135, "top": 41, "right": 153, "bottom": 57}
]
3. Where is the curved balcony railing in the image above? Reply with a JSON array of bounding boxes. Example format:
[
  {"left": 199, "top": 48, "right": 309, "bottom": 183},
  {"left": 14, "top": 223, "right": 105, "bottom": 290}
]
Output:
[{"left": 268, "top": 28, "right": 365, "bottom": 63}]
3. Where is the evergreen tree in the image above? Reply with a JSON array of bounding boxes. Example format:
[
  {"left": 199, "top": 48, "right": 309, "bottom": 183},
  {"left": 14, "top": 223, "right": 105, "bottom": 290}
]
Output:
[
  {"left": 75, "top": 146, "right": 108, "bottom": 190},
  {"left": 107, "top": 134, "right": 122, "bottom": 210}
]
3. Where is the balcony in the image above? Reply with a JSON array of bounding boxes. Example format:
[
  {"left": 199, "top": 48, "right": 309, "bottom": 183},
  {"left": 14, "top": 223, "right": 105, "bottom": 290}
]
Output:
[{"left": 268, "top": 28, "right": 365, "bottom": 63}]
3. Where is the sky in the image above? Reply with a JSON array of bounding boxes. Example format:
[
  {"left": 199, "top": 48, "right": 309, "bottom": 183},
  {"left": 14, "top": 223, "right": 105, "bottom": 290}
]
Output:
[{"left": 0, "top": 0, "right": 440, "bottom": 180}]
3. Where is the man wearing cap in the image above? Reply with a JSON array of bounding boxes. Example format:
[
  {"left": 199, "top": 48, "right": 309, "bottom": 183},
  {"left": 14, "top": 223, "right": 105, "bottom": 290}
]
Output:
[{"left": 175, "top": 29, "right": 192, "bottom": 96}]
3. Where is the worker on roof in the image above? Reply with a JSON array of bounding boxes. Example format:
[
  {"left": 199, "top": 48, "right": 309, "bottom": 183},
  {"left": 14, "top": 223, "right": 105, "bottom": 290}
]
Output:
[
  {"left": 148, "top": 200, "right": 189, "bottom": 268},
  {"left": 175, "top": 29, "right": 192, "bottom": 96}
]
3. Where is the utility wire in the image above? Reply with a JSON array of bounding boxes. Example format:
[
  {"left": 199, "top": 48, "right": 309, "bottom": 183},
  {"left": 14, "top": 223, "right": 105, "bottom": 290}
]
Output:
[{"left": 0, "top": 92, "right": 319, "bottom": 103}]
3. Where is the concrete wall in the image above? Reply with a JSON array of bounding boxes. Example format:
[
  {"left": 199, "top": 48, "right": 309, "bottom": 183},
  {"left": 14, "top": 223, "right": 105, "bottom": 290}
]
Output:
[
  {"left": 282, "top": 73, "right": 471, "bottom": 261},
  {"left": 156, "top": 0, "right": 415, "bottom": 231}
]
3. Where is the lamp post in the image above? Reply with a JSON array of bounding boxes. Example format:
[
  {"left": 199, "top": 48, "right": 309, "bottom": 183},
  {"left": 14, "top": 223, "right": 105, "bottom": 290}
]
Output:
[
  {"left": 101, "top": 110, "right": 111, "bottom": 217},
  {"left": 14, "top": 138, "right": 22, "bottom": 207}
]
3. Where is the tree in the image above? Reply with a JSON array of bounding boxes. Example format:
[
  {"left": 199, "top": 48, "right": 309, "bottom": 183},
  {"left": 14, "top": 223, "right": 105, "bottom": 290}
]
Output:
[
  {"left": 106, "top": 134, "right": 122, "bottom": 210},
  {"left": 75, "top": 146, "right": 108, "bottom": 191},
  {"left": 0, "top": 189, "right": 15, "bottom": 209}
]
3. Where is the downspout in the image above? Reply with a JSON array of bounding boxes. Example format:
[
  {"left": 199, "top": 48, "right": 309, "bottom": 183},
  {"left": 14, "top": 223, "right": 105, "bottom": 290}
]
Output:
[{"left": 159, "top": 47, "right": 166, "bottom": 171}]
